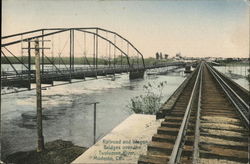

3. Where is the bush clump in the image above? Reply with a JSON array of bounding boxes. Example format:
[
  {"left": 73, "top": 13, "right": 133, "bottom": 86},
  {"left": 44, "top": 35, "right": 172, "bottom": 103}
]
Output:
[{"left": 128, "top": 81, "right": 167, "bottom": 114}]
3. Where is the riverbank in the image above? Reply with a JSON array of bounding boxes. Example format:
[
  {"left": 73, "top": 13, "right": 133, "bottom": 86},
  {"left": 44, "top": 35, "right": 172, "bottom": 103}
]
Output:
[{"left": 4, "top": 140, "right": 87, "bottom": 164}]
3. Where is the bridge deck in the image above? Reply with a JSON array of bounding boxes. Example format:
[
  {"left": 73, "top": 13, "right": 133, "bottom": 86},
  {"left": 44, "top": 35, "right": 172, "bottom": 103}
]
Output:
[{"left": 1, "top": 63, "right": 185, "bottom": 89}]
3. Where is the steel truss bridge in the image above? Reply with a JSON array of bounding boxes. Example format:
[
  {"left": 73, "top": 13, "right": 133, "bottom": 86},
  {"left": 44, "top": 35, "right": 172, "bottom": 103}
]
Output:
[{"left": 1, "top": 27, "right": 185, "bottom": 93}]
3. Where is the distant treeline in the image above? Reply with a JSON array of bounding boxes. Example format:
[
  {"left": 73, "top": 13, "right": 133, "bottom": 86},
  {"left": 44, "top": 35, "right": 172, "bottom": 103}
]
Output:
[
  {"left": 1, "top": 56, "right": 128, "bottom": 65},
  {"left": 1, "top": 56, "right": 169, "bottom": 65}
]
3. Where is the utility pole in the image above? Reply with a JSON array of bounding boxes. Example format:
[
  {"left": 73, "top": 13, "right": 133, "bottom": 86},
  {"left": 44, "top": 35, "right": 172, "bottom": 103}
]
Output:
[
  {"left": 70, "top": 30, "right": 73, "bottom": 82},
  {"left": 42, "top": 30, "right": 45, "bottom": 75},
  {"left": 35, "top": 39, "right": 44, "bottom": 152},
  {"left": 0, "top": 88, "right": 1, "bottom": 161},
  {"left": 93, "top": 34, "right": 96, "bottom": 69},
  {"left": 114, "top": 35, "right": 116, "bottom": 69},
  {"left": 28, "top": 41, "right": 31, "bottom": 90},
  {"left": 96, "top": 29, "right": 98, "bottom": 69},
  {"left": 72, "top": 29, "right": 74, "bottom": 71}
]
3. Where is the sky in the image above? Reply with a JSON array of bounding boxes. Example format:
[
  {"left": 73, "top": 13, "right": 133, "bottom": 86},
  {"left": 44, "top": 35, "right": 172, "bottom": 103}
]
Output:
[{"left": 2, "top": 0, "right": 250, "bottom": 58}]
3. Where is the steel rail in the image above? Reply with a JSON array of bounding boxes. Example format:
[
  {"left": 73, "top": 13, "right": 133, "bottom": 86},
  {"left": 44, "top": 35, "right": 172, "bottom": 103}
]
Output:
[
  {"left": 76, "top": 29, "right": 131, "bottom": 67},
  {"left": 206, "top": 64, "right": 249, "bottom": 126},
  {"left": 212, "top": 66, "right": 249, "bottom": 102},
  {"left": 1, "top": 51, "right": 19, "bottom": 75},
  {"left": 192, "top": 62, "right": 203, "bottom": 164},
  {"left": 40, "top": 27, "right": 146, "bottom": 67},
  {"left": 1, "top": 74, "right": 112, "bottom": 95},
  {"left": 1, "top": 66, "right": 130, "bottom": 80},
  {"left": 2, "top": 27, "right": 145, "bottom": 67},
  {"left": 96, "top": 27, "right": 145, "bottom": 68},
  {"left": 1, "top": 63, "right": 184, "bottom": 79},
  {"left": 43, "top": 27, "right": 98, "bottom": 31},
  {"left": 2, "top": 29, "right": 43, "bottom": 39},
  {"left": 1, "top": 29, "right": 69, "bottom": 47},
  {"left": 3, "top": 47, "right": 29, "bottom": 70},
  {"left": 169, "top": 62, "right": 203, "bottom": 164},
  {"left": 1, "top": 65, "right": 128, "bottom": 77},
  {"left": 44, "top": 55, "right": 64, "bottom": 75}
]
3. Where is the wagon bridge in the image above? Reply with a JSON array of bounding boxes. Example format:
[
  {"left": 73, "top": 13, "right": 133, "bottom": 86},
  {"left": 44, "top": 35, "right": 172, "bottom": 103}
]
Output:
[{"left": 1, "top": 27, "right": 185, "bottom": 92}]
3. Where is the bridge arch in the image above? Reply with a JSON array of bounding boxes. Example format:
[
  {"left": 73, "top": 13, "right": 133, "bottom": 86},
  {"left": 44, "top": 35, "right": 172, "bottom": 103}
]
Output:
[{"left": 1, "top": 28, "right": 145, "bottom": 73}]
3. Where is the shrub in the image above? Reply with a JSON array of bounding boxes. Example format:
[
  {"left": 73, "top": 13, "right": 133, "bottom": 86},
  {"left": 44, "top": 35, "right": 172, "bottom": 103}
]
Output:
[{"left": 128, "top": 81, "right": 167, "bottom": 114}]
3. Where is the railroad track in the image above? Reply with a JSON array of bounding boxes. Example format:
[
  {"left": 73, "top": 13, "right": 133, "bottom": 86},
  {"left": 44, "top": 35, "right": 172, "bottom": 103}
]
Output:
[{"left": 138, "top": 62, "right": 249, "bottom": 164}]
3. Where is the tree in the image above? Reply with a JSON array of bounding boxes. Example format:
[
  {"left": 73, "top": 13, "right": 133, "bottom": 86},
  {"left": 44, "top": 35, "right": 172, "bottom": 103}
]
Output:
[
  {"left": 156, "top": 52, "right": 159, "bottom": 60},
  {"left": 159, "top": 52, "right": 163, "bottom": 60}
]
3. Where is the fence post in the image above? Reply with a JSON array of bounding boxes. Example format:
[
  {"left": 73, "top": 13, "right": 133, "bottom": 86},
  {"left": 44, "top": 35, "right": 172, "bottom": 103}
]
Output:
[{"left": 86, "top": 102, "right": 99, "bottom": 145}]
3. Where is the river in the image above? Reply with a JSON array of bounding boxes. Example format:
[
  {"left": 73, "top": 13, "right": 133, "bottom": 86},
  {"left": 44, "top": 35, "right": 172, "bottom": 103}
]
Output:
[
  {"left": 1, "top": 66, "right": 186, "bottom": 158},
  {"left": 214, "top": 65, "right": 249, "bottom": 91},
  {"left": 1, "top": 64, "right": 249, "bottom": 159}
]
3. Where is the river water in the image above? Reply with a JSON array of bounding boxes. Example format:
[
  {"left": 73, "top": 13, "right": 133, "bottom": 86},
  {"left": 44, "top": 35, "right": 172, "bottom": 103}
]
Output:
[
  {"left": 1, "top": 66, "right": 186, "bottom": 158},
  {"left": 214, "top": 65, "right": 249, "bottom": 91},
  {"left": 1, "top": 64, "right": 248, "bottom": 159}
]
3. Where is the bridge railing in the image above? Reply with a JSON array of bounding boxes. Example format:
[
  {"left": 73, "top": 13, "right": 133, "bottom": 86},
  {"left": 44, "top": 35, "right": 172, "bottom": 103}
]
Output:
[{"left": 1, "top": 62, "right": 186, "bottom": 81}]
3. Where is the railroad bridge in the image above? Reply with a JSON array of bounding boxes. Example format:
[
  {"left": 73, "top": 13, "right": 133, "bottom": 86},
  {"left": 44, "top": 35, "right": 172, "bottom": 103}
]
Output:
[
  {"left": 138, "top": 62, "right": 249, "bottom": 164},
  {"left": 1, "top": 28, "right": 185, "bottom": 91}
]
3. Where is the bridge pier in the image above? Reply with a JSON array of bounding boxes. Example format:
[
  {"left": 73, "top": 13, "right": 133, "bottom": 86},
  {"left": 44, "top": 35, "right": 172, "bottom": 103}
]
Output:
[
  {"left": 71, "top": 73, "right": 86, "bottom": 80},
  {"left": 129, "top": 71, "right": 145, "bottom": 80},
  {"left": 105, "top": 69, "right": 115, "bottom": 75},
  {"left": 1, "top": 79, "right": 31, "bottom": 89},
  {"left": 96, "top": 70, "right": 106, "bottom": 76},
  {"left": 129, "top": 69, "right": 145, "bottom": 79},
  {"left": 41, "top": 78, "right": 53, "bottom": 85},
  {"left": 84, "top": 71, "right": 98, "bottom": 78},
  {"left": 52, "top": 76, "right": 71, "bottom": 82}
]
